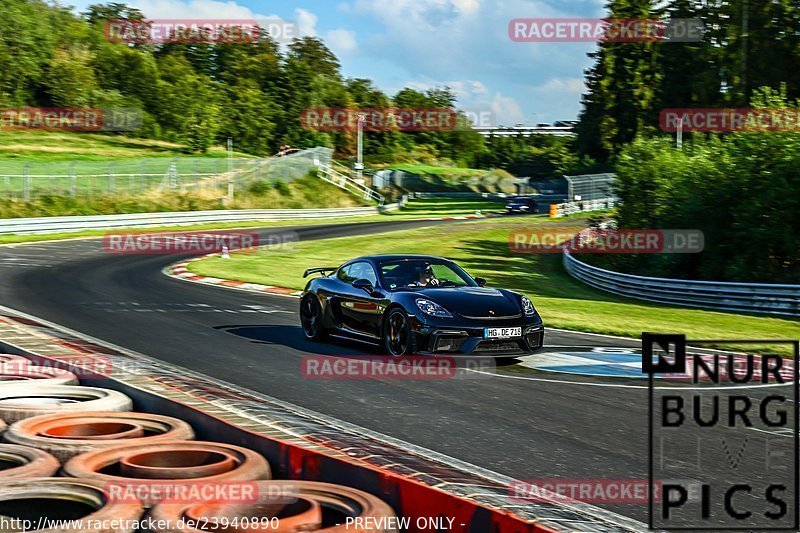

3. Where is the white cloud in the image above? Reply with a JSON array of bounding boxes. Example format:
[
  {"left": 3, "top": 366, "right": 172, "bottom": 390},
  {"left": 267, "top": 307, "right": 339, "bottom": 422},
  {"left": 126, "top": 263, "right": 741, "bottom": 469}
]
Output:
[
  {"left": 490, "top": 93, "right": 525, "bottom": 125},
  {"left": 351, "top": 0, "right": 598, "bottom": 120},
  {"left": 325, "top": 29, "right": 358, "bottom": 55},
  {"left": 295, "top": 8, "right": 319, "bottom": 37}
]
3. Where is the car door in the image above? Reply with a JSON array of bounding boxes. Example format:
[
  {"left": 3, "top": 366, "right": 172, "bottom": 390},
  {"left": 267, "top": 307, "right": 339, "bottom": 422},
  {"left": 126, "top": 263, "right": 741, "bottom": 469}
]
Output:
[{"left": 338, "top": 261, "right": 382, "bottom": 338}]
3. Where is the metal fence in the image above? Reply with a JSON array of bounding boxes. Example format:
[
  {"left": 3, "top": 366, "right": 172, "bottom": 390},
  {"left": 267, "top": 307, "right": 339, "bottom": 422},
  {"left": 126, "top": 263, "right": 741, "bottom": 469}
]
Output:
[
  {"left": 564, "top": 173, "right": 617, "bottom": 202},
  {"left": 563, "top": 250, "right": 800, "bottom": 316},
  {"left": 0, "top": 147, "right": 334, "bottom": 201}
]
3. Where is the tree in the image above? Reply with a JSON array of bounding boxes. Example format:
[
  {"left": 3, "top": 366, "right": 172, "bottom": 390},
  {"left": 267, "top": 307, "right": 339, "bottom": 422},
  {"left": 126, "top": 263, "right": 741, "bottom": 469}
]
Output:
[
  {"left": 46, "top": 46, "right": 99, "bottom": 107},
  {"left": 576, "top": 0, "right": 663, "bottom": 159}
]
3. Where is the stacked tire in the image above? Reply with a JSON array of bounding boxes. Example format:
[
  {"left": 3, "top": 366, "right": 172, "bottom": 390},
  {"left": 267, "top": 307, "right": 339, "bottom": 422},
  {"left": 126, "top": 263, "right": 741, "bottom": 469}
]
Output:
[{"left": 0, "top": 354, "right": 399, "bottom": 531}]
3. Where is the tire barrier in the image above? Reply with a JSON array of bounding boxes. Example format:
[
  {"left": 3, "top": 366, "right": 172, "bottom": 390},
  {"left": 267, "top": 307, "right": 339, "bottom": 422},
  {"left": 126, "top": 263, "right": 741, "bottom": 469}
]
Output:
[
  {"left": 0, "top": 385, "right": 133, "bottom": 423},
  {"left": 149, "top": 481, "right": 398, "bottom": 532},
  {"left": 4, "top": 412, "right": 194, "bottom": 461},
  {"left": 0, "top": 365, "right": 78, "bottom": 387},
  {"left": 0, "top": 443, "right": 59, "bottom": 478},
  {"left": 0, "top": 477, "right": 144, "bottom": 532},
  {"left": 64, "top": 440, "right": 271, "bottom": 483}
]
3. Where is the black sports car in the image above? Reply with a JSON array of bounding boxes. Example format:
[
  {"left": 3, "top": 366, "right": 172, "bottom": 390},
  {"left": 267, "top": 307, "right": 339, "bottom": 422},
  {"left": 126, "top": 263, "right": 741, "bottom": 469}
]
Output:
[{"left": 299, "top": 255, "right": 544, "bottom": 357}]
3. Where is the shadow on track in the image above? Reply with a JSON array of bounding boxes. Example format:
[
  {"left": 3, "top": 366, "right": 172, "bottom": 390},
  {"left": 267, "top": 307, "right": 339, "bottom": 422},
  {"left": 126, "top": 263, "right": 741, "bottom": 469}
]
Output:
[
  {"left": 213, "top": 324, "right": 523, "bottom": 367},
  {"left": 213, "top": 324, "right": 380, "bottom": 356}
]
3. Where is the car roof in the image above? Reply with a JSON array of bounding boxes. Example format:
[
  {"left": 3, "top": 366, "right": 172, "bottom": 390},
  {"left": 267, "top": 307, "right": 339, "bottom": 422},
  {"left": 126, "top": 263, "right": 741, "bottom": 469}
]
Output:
[{"left": 348, "top": 254, "right": 452, "bottom": 264}]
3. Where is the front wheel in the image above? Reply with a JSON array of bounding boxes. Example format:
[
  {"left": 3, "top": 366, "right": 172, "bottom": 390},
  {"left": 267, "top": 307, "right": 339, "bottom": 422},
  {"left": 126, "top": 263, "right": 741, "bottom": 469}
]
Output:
[
  {"left": 383, "top": 309, "right": 415, "bottom": 356},
  {"left": 300, "top": 295, "right": 327, "bottom": 341}
]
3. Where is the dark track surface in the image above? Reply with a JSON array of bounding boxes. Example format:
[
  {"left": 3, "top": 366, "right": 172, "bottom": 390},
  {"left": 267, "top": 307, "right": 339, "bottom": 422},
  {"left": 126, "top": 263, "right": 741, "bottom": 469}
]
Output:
[{"left": 0, "top": 219, "right": 788, "bottom": 526}]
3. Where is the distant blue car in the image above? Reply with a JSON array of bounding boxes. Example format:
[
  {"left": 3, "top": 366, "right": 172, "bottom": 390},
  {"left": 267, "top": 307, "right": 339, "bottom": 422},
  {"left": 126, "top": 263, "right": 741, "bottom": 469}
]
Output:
[{"left": 505, "top": 196, "right": 538, "bottom": 214}]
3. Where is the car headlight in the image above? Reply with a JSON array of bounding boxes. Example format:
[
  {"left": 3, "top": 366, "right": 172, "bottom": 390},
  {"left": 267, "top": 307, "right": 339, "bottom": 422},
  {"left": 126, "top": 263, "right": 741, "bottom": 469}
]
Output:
[
  {"left": 521, "top": 296, "right": 536, "bottom": 317},
  {"left": 416, "top": 299, "right": 453, "bottom": 318}
]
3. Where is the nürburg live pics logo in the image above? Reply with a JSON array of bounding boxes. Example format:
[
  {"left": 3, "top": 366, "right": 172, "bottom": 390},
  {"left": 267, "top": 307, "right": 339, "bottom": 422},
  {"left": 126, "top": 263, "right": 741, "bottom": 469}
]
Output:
[{"left": 644, "top": 333, "right": 799, "bottom": 530}]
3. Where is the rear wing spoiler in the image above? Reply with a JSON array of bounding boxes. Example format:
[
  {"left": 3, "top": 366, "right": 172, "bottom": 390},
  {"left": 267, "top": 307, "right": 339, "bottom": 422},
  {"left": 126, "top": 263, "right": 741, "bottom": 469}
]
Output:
[{"left": 303, "top": 267, "right": 338, "bottom": 278}]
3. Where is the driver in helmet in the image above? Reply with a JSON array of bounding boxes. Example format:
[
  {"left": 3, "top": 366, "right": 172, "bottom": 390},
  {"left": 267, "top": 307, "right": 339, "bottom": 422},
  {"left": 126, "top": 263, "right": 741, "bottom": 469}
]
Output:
[{"left": 412, "top": 264, "right": 440, "bottom": 287}]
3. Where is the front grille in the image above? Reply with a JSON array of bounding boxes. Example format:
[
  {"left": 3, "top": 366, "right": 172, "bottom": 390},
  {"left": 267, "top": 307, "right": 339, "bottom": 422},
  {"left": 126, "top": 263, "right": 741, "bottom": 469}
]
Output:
[
  {"left": 434, "top": 336, "right": 468, "bottom": 352},
  {"left": 474, "top": 340, "right": 523, "bottom": 353}
]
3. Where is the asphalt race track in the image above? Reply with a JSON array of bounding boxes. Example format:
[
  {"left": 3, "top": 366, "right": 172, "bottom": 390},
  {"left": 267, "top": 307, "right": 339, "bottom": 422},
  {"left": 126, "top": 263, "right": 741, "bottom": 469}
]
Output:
[{"left": 0, "top": 219, "right": 792, "bottom": 525}]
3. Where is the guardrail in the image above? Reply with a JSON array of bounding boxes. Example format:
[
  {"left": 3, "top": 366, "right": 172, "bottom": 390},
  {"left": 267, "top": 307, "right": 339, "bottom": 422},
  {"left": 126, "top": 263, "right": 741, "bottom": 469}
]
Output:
[
  {"left": 563, "top": 250, "right": 800, "bottom": 316},
  {"left": 0, "top": 205, "right": 398, "bottom": 235},
  {"left": 407, "top": 192, "right": 510, "bottom": 200},
  {"left": 552, "top": 198, "right": 616, "bottom": 217}
]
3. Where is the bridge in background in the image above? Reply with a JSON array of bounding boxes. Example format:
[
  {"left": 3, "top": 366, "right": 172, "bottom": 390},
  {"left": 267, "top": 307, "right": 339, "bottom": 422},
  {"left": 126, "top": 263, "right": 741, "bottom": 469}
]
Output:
[{"left": 473, "top": 125, "right": 575, "bottom": 137}]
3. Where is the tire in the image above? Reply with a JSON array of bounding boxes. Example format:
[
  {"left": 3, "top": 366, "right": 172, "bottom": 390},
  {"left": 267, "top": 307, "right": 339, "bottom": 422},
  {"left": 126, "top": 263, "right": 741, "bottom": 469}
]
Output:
[
  {"left": 0, "top": 385, "right": 133, "bottom": 423},
  {"left": 4, "top": 412, "right": 194, "bottom": 461},
  {"left": 300, "top": 294, "right": 327, "bottom": 342},
  {"left": 0, "top": 444, "right": 59, "bottom": 478},
  {"left": 0, "top": 365, "right": 78, "bottom": 387},
  {"left": 149, "top": 480, "right": 398, "bottom": 532},
  {"left": 63, "top": 440, "right": 271, "bottom": 491},
  {"left": 382, "top": 308, "right": 415, "bottom": 357},
  {"left": 0, "top": 477, "right": 144, "bottom": 532}
]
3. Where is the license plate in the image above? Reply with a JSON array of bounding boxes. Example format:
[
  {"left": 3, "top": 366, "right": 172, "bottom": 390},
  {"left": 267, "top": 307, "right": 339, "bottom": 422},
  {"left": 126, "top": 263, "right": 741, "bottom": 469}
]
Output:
[{"left": 484, "top": 327, "right": 522, "bottom": 339}]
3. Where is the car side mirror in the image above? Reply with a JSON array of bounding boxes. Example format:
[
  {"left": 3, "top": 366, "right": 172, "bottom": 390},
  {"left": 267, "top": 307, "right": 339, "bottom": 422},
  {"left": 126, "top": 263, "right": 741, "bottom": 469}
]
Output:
[
  {"left": 474, "top": 277, "right": 487, "bottom": 287},
  {"left": 352, "top": 278, "right": 374, "bottom": 293}
]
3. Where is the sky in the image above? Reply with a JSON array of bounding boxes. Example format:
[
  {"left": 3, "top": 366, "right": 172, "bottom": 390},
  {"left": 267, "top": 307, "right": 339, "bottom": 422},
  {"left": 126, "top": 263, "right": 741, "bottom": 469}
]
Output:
[{"left": 63, "top": 0, "right": 608, "bottom": 124}]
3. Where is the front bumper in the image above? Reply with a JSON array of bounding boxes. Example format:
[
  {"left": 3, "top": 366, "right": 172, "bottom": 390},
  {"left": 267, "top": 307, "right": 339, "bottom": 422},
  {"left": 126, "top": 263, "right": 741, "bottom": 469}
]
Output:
[{"left": 411, "top": 315, "right": 544, "bottom": 356}]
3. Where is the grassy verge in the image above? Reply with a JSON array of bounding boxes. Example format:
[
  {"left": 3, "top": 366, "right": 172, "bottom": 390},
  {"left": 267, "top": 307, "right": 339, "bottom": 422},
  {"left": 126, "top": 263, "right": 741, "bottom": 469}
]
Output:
[
  {"left": 189, "top": 216, "right": 800, "bottom": 354},
  {"left": 0, "top": 175, "right": 367, "bottom": 219},
  {"left": 0, "top": 130, "right": 250, "bottom": 161}
]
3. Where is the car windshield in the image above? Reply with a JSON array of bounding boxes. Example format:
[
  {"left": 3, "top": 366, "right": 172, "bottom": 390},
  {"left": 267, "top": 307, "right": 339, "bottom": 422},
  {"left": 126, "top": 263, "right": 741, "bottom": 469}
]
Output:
[{"left": 379, "top": 259, "right": 476, "bottom": 290}]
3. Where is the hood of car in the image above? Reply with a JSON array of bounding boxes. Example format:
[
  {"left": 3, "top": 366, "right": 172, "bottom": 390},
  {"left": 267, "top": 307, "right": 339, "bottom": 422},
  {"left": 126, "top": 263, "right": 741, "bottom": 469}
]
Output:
[{"left": 412, "top": 287, "right": 522, "bottom": 318}]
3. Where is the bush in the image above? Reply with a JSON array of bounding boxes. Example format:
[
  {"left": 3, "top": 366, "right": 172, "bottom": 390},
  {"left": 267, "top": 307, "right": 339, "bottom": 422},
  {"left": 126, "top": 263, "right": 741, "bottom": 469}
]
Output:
[
  {"left": 274, "top": 181, "right": 291, "bottom": 196},
  {"left": 610, "top": 128, "right": 799, "bottom": 283},
  {"left": 247, "top": 180, "right": 273, "bottom": 195}
]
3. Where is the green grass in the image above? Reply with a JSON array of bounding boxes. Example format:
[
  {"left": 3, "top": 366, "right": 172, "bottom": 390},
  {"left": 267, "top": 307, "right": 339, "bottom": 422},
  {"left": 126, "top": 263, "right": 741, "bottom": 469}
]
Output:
[
  {"left": 0, "top": 175, "right": 369, "bottom": 220},
  {"left": 385, "top": 163, "right": 490, "bottom": 176},
  {"left": 189, "top": 216, "right": 800, "bottom": 354},
  {"left": 0, "top": 130, "right": 252, "bottom": 161}
]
